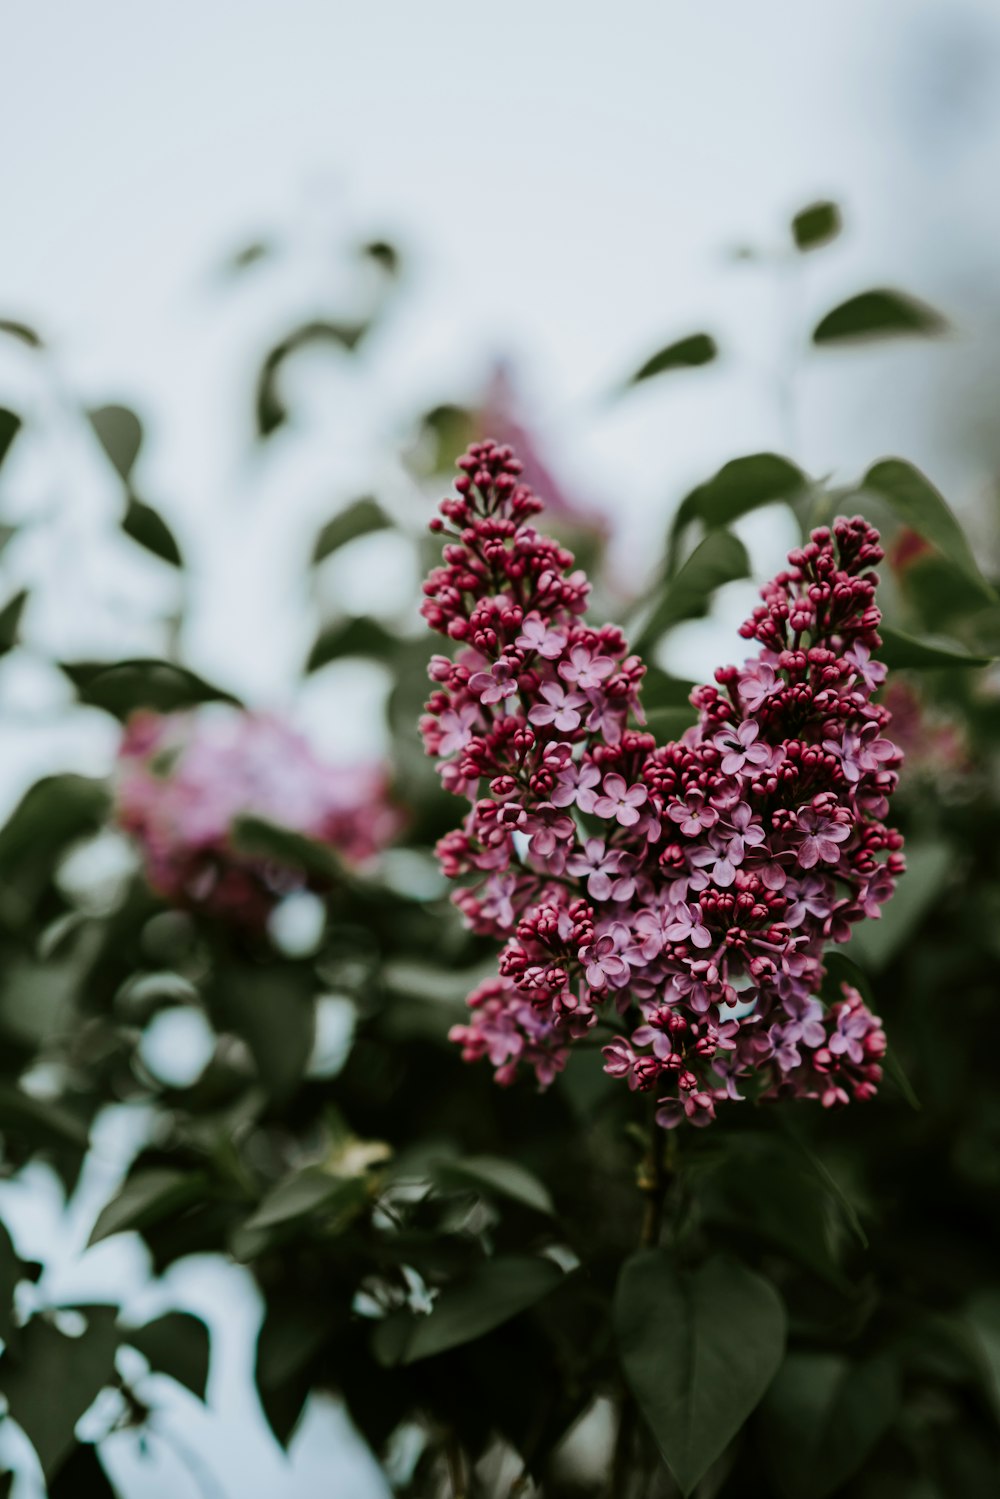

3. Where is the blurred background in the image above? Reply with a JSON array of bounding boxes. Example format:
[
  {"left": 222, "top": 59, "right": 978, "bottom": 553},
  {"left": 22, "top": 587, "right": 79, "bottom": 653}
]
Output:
[{"left": 3, "top": 0, "right": 1000, "bottom": 1493}]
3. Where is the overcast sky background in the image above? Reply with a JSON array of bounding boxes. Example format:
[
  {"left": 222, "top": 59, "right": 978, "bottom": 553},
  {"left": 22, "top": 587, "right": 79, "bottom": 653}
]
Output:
[{"left": 3, "top": 1, "right": 1000, "bottom": 1493}]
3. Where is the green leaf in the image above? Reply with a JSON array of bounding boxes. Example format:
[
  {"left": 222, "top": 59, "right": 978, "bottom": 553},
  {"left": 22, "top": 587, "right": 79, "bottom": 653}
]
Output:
[
  {"left": 374, "top": 1255, "right": 564, "bottom": 1367},
  {"left": 0, "top": 588, "right": 27, "bottom": 656},
  {"left": 311, "top": 496, "right": 392, "bottom": 565},
  {"left": 255, "top": 1294, "right": 327, "bottom": 1446},
  {"left": 668, "top": 454, "right": 805, "bottom": 574},
  {"left": 0, "top": 1216, "right": 23, "bottom": 1343},
  {"left": 306, "top": 615, "right": 399, "bottom": 673},
  {"left": 88, "top": 1168, "right": 210, "bottom": 1246},
  {"left": 634, "top": 529, "right": 749, "bottom": 654},
  {"left": 0, "top": 320, "right": 43, "bottom": 348},
  {"left": 48, "top": 1442, "right": 118, "bottom": 1498},
  {"left": 792, "top": 200, "right": 842, "bottom": 252},
  {"left": 244, "top": 1169, "right": 368, "bottom": 1233},
  {"left": 965, "top": 1289, "right": 1000, "bottom": 1423},
  {"left": 812, "top": 288, "right": 948, "bottom": 344},
  {"left": 700, "top": 1157, "right": 845, "bottom": 1287},
  {"left": 0, "top": 1307, "right": 118, "bottom": 1477},
  {"left": 759, "top": 1351, "right": 900, "bottom": 1499},
  {"left": 431, "top": 1155, "right": 555, "bottom": 1216},
  {"left": 863, "top": 459, "right": 996, "bottom": 601},
  {"left": 255, "top": 320, "right": 369, "bottom": 437},
  {"left": 644, "top": 706, "right": 699, "bottom": 741},
  {"left": 848, "top": 838, "right": 951, "bottom": 971},
  {"left": 59, "top": 658, "right": 241, "bottom": 718},
  {"left": 210, "top": 964, "right": 315, "bottom": 1101},
  {"left": 231, "top": 815, "right": 343, "bottom": 884},
  {"left": 0, "top": 1084, "right": 90, "bottom": 1149},
  {"left": 877, "top": 626, "right": 992, "bottom": 670},
  {"left": 624, "top": 333, "right": 718, "bottom": 389},
  {"left": 125, "top": 1310, "right": 210, "bottom": 1400},
  {"left": 0, "top": 408, "right": 21, "bottom": 467},
  {"left": 614, "top": 1251, "right": 785, "bottom": 1496},
  {"left": 0, "top": 774, "right": 109, "bottom": 883},
  {"left": 87, "top": 405, "right": 143, "bottom": 481},
  {"left": 122, "top": 495, "right": 183, "bottom": 567}
]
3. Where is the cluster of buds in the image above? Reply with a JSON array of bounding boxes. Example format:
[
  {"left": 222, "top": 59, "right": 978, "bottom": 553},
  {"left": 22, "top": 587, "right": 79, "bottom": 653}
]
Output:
[
  {"left": 115, "top": 708, "right": 402, "bottom": 924},
  {"left": 421, "top": 441, "right": 901, "bottom": 1128}
]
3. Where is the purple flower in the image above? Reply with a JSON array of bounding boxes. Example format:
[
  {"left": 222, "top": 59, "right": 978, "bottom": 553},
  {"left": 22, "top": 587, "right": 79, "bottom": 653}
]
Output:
[
  {"left": 469, "top": 659, "right": 518, "bottom": 705},
  {"left": 550, "top": 757, "right": 601, "bottom": 810},
  {"left": 592, "top": 773, "right": 647, "bottom": 827},
  {"left": 566, "top": 837, "right": 630, "bottom": 901},
  {"left": 516, "top": 611, "right": 567, "bottom": 659},
  {"left": 528, "top": 681, "right": 587, "bottom": 732},
  {"left": 558, "top": 644, "right": 615, "bottom": 690},
  {"left": 436, "top": 704, "right": 480, "bottom": 756},
  {"left": 796, "top": 806, "right": 851, "bottom": 868},
  {"left": 668, "top": 791, "right": 719, "bottom": 838},
  {"left": 664, "top": 902, "right": 713, "bottom": 950},
  {"left": 737, "top": 660, "right": 781, "bottom": 713},
  {"left": 581, "top": 934, "right": 629, "bottom": 989},
  {"left": 714, "top": 719, "right": 772, "bottom": 776}
]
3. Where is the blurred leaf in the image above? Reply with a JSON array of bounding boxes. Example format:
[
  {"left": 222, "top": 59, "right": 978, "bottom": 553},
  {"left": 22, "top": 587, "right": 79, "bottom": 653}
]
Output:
[
  {"left": 245, "top": 1169, "right": 368, "bottom": 1233},
  {"left": 232, "top": 815, "right": 343, "bottom": 884},
  {"left": 122, "top": 495, "right": 183, "bottom": 567},
  {"left": 641, "top": 667, "right": 697, "bottom": 712},
  {"left": 0, "top": 1307, "right": 118, "bottom": 1477},
  {"left": 226, "top": 240, "right": 272, "bottom": 271},
  {"left": 644, "top": 706, "right": 699, "bottom": 741},
  {"left": 0, "top": 588, "right": 27, "bottom": 656},
  {"left": 863, "top": 459, "right": 996, "bottom": 601},
  {"left": 877, "top": 626, "right": 992, "bottom": 670},
  {"left": 412, "top": 403, "right": 477, "bottom": 477},
  {"left": 306, "top": 615, "right": 399, "bottom": 673},
  {"left": 0, "top": 1084, "right": 90, "bottom": 1148},
  {"left": 88, "top": 1168, "right": 211, "bottom": 1246},
  {"left": 615, "top": 1251, "right": 785, "bottom": 1496},
  {"left": 125, "top": 1310, "right": 210, "bottom": 1400},
  {"left": 849, "top": 839, "right": 951, "bottom": 971},
  {"left": 212, "top": 965, "right": 315, "bottom": 1102},
  {"left": 0, "top": 774, "right": 109, "bottom": 882},
  {"left": 759, "top": 1351, "right": 900, "bottom": 1499},
  {"left": 256, "top": 1295, "right": 328, "bottom": 1446},
  {"left": 59, "top": 659, "right": 241, "bottom": 717},
  {"left": 700, "top": 1157, "right": 845, "bottom": 1287},
  {"left": 668, "top": 454, "right": 805, "bottom": 574},
  {"left": 431, "top": 1155, "right": 555, "bottom": 1216},
  {"left": 812, "top": 288, "right": 948, "bottom": 344},
  {"left": 634, "top": 529, "right": 749, "bottom": 653},
  {"left": 87, "top": 405, "right": 143, "bottom": 481},
  {"left": 0, "top": 320, "right": 42, "bottom": 348},
  {"left": 311, "top": 496, "right": 391, "bottom": 565},
  {"left": 792, "top": 200, "right": 842, "bottom": 252},
  {"left": 256, "top": 320, "right": 369, "bottom": 437},
  {"left": 0, "top": 1216, "right": 23, "bottom": 1343},
  {"left": 48, "top": 1443, "right": 118, "bottom": 1498},
  {"left": 362, "top": 239, "right": 402, "bottom": 276},
  {"left": 373, "top": 1255, "right": 564, "bottom": 1367},
  {"left": 624, "top": 333, "right": 718, "bottom": 389},
  {"left": 965, "top": 1290, "right": 1000, "bottom": 1423},
  {"left": 0, "top": 408, "right": 21, "bottom": 467}
]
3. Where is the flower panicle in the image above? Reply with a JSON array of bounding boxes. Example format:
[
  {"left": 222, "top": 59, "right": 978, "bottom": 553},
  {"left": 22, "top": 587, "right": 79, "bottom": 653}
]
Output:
[{"left": 421, "top": 439, "right": 902, "bottom": 1128}]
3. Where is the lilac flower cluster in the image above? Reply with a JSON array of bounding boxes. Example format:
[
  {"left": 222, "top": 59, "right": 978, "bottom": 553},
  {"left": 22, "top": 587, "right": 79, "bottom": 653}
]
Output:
[
  {"left": 115, "top": 708, "right": 402, "bottom": 924},
  {"left": 420, "top": 441, "right": 902, "bottom": 1127}
]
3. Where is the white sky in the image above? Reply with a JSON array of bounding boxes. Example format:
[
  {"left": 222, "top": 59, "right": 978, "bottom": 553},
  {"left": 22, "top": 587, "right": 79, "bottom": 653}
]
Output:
[{"left": 2, "top": 1, "right": 1000, "bottom": 1493}]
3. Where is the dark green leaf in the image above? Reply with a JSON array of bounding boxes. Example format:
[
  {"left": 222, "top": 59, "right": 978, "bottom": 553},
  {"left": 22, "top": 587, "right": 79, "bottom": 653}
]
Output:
[
  {"left": 634, "top": 529, "right": 749, "bottom": 653},
  {"left": 0, "top": 1084, "right": 90, "bottom": 1148},
  {"left": 668, "top": 454, "right": 805, "bottom": 575},
  {"left": 362, "top": 240, "right": 402, "bottom": 277},
  {"left": 88, "top": 1168, "right": 211, "bottom": 1246},
  {"left": 700, "top": 1158, "right": 845, "bottom": 1287},
  {"left": 211, "top": 965, "right": 315, "bottom": 1101},
  {"left": 87, "top": 405, "right": 143, "bottom": 482},
  {"left": 0, "top": 588, "right": 27, "bottom": 656},
  {"left": 759, "top": 1352, "right": 899, "bottom": 1499},
  {"left": 625, "top": 333, "right": 718, "bottom": 389},
  {"left": 125, "top": 1310, "right": 210, "bottom": 1400},
  {"left": 0, "top": 320, "right": 42, "bottom": 348},
  {"left": 311, "top": 496, "right": 391, "bottom": 565},
  {"left": 374, "top": 1255, "right": 565, "bottom": 1366},
  {"left": 122, "top": 495, "right": 183, "bottom": 567},
  {"left": 0, "top": 1307, "right": 118, "bottom": 1476},
  {"left": 255, "top": 320, "right": 369, "bottom": 437},
  {"left": 48, "top": 1442, "right": 118, "bottom": 1498},
  {"left": 615, "top": 1251, "right": 785, "bottom": 1496},
  {"left": 863, "top": 459, "right": 995, "bottom": 601},
  {"left": 431, "top": 1155, "right": 555, "bottom": 1216},
  {"left": 0, "top": 408, "right": 21, "bottom": 467},
  {"left": 0, "top": 1216, "right": 23, "bottom": 1343},
  {"left": 0, "top": 774, "right": 109, "bottom": 882},
  {"left": 245, "top": 1170, "right": 368, "bottom": 1233},
  {"left": 306, "top": 615, "right": 399, "bottom": 673},
  {"left": 812, "top": 288, "right": 948, "bottom": 344},
  {"left": 256, "top": 1295, "right": 327, "bottom": 1446},
  {"left": 877, "top": 625, "right": 992, "bottom": 670},
  {"left": 965, "top": 1290, "right": 1000, "bottom": 1423},
  {"left": 644, "top": 706, "right": 699, "bottom": 741},
  {"left": 59, "top": 659, "right": 241, "bottom": 718},
  {"left": 231, "top": 815, "right": 343, "bottom": 884},
  {"left": 791, "top": 201, "right": 842, "bottom": 252}
]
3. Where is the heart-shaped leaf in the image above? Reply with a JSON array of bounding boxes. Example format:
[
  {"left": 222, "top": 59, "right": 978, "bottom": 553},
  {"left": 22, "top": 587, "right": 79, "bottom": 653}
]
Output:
[{"left": 615, "top": 1250, "right": 785, "bottom": 1495}]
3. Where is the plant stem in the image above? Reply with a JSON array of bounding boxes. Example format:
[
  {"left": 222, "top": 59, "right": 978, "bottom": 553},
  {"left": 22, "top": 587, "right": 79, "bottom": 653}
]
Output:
[
  {"left": 445, "top": 1430, "right": 468, "bottom": 1498},
  {"left": 609, "top": 1107, "right": 675, "bottom": 1499}
]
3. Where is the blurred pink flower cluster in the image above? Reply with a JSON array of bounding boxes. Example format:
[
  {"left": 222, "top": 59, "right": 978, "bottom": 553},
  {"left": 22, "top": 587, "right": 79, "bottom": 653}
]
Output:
[
  {"left": 115, "top": 708, "right": 402, "bottom": 923},
  {"left": 420, "top": 440, "right": 902, "bottom": 1128}
]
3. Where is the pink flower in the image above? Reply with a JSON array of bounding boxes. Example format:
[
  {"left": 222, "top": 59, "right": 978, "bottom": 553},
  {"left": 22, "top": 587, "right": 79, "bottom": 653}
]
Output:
[
  {"left": 528, "top": 681, "right": 587, "bottom": 732},
  {"left": 558, "top": 644, "right": 615, "bottom": 690},
  {"left": 516, "top": 611, "right": 567, "bottom": 659},
  {"left": 714, "top": 719, "right": 772, "bottom": 775},
  {"left": 469, "top": 659, "right": 519, "bottom": 705},
  {"left": 796, "top": 806, "right": 852, "bottom": 868},
  {"left": 592, "top": 773, "right": 648, "bottom": 827}
]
